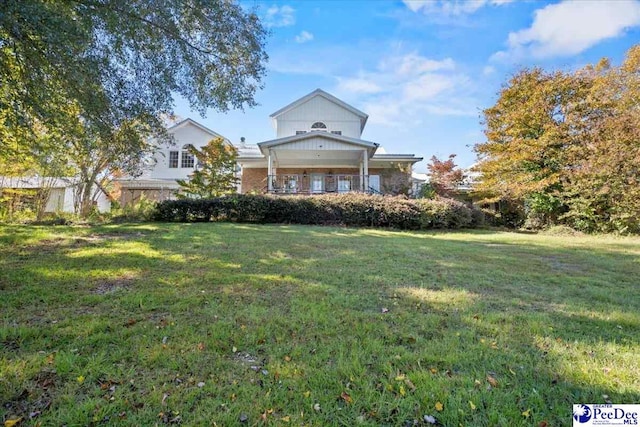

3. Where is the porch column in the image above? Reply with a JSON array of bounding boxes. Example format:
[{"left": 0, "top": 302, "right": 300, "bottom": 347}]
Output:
[
  {"left": 363, "top": 149, "right": 369, "bottom": 192},
  {"left": 267, "top": 149, "right": 273, "bottom": 191},
  {"left": 359, "top": 162, "right": 364, "bottom": 191}
]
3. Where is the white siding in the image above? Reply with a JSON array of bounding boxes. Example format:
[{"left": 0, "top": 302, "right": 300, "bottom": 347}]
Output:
[
  {"left": 276, "top": 137, "right": 363, "bottom": 151},
  {"left": 149, "top": 123, "right": 221, "bottom": 180},
  {"left": 276, "top": 96, "right": 362, "bottom": 138}
]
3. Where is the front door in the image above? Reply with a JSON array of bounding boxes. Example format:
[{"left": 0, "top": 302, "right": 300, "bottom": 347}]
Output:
[{"left": 311, "top": 174, "right": 324, "bottom": 193}]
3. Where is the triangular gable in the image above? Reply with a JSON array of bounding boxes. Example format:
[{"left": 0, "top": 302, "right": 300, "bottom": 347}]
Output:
[
  {"left": 167, "top": 118, "right": 230, "bottom": 144},
  {"left": 258, "top": 132, "right": 378, "bottom": 156},
  {"left": 270, "top": 89, "right": 369, "bottom": 132}
]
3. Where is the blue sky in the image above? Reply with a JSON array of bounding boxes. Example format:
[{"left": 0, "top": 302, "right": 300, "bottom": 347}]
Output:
[{"left": 174, "top": 0, "right": 640, "bottom": 171}]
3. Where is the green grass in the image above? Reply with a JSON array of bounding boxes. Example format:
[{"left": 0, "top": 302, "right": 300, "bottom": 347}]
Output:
[{"left": 1, "top": 223, "right": 639, "bottom": 426}]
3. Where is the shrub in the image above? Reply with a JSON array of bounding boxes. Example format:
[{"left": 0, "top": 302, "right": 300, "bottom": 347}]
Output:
[{"left": 153, "top": 193, "right": 482, "bottom": 230}]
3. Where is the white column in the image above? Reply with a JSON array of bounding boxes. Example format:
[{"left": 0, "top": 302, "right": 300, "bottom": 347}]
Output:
[
  {"left": 363, "top": 149, "right": 369, "bottom": 192},
  {"left": 267, "top": 149, "right": 273, "bottom": 191},
  {"left": 359, "top": 161, "right": 364, "bottom": 191}
]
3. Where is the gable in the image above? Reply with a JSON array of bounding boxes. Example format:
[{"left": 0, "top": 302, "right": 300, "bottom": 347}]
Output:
[
  {"left": 270, "top": 89, "right": 368, "bottom": 137},
  {"left": 167, "top": 119, "right": 229, "bottom": 148}
]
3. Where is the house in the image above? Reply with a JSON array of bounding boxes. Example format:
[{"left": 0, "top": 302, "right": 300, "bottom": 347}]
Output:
[
  {"left": 116, "top": 118, "right": 233, "bottom": 206},
  {"left": 236, "top": 89, "right": 423, "bottom": 194},
  {"left": 119, "top": 89, "right": 422, "bottom": 203}
]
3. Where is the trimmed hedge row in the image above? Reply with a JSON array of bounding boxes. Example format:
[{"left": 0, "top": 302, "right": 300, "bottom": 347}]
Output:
[{"left": 153, "top": 193, "right": 484, "bottom": 230}]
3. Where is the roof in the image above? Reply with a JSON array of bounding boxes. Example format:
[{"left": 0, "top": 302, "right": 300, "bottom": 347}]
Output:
[
  {"left": 167, "top": 118, "right": 230, "bottom": 143},
  {"left": 371, "top": 153, "right": 423, "bottom": 164},
  {"left": 270, "top": 89, "right": 369, "bottom": 132},
  {"left": 257, "top": 131, "right": 379, "bottom": 156}
]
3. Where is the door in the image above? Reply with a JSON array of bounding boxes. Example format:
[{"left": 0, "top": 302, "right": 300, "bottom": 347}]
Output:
[
  {"left": 311, "top": 174, "right": 324, "bottom": 193},
  {"left": 369, "top": 175, "right": 381, "bottom": 193}
]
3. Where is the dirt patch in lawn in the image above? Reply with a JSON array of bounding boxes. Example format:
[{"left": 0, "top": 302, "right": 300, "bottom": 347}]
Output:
[{"left": 93, "top": 273, "right": 136, "bottom": 294}]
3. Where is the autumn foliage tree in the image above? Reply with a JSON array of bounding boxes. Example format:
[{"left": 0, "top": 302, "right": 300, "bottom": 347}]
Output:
[
  {"left": 423, "top": 154, "right": 465, "bottom": 199},
  {"left": 177, "top": 138, "right": 239, "bottom": 199},
  {"left": 475, "top": 44, "right": 640, "bottom": 233}
]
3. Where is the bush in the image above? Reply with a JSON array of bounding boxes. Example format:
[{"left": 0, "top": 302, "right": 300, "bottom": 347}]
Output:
[{"left": 153, "top": 193, "right": 483, "bottom": 230}]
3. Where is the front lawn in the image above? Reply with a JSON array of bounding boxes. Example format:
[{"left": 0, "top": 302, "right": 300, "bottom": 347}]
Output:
[{"left": 1, "top": 224, "right": 639, "bottom": 426}]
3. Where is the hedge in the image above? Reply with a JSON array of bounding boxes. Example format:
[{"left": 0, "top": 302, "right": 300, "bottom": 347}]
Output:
[{"left": 153, "top": 193, "right": 484, "bottom": 230}]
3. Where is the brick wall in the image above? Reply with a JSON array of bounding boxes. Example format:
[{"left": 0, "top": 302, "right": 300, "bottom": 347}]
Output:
[{"left": 240, "top": 166, "right": 411, "bottom": 195}]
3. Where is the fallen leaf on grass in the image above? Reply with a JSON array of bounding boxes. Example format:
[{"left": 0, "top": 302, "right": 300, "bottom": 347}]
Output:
[
  {"left": 197, "top": 342, "right": 205, "bottom": 351},
  {"left": 76, "top": 375, "right": 85, "bottom": 384},
  {"left": 381, "top": 308, "right": 389, "bottom": 313},
  {"left": 4, "top": 418, "right": 22, "bottom": 427},
  {"left": 539, "top": 421, "right": 548, "bottom": 427},
  {"left": 303, "top": 391, "right": 311, "bottom": 398},
  {"left": 313, "top": 403, "right": 321, "bottom": 411},
  {"left": 522, "top": 409, "right": 531, "bottom": 418},
  {"left": 435, "top": 402, "right": 443, "bottom": 411},
  {"left": 430, "top": 368, "right": 438, "bottom": 374},
  {"left": 340, "top": 391, "right": 353, "bottom": 404},
  {"left": 486, "top": 375, "right": 499, "bottom": 388},
  {"left": 284, "top": 355, "right": 291, "bottom": 362},
  {"left": 404, "top": 378, "right": 416, "bottom": 392},
  {"left": 280, "top": 416, "right": 290, "bottom": 422},
  {"left": 469, "top": 400, "right": 477, "bottom": 410}
]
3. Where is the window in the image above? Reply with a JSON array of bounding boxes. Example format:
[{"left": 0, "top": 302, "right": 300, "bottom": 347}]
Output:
[
  {"left": 338, "top": 176, "right": 351, "bottom": 193},
  {"left": 169, "top": 151, "right": 179, "bottom": 168},
  {"left": 331, "top": 130, "right": 342, "bottom": 135},
  {"left": 296, "top": 131, "right": 307, "bottom": 135},
  {"left": 181, "top": 151, "right": 195, "bottom": 168},
  {"left": 284, "top": 175, "right": 298, "bottom": 193},
  {"left": 311, "top": 122, "right": 327, "bottom": 131}
]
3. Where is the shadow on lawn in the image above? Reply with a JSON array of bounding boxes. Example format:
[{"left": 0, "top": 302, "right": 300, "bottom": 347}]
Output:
[{"left": 1, "top": 223, "right": 638, "bottom": 425}]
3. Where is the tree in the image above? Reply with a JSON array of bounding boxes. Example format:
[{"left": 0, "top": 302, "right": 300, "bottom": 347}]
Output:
[
  {"left": 474, "top": 44, "right": 640, "bottom": 232},
  {"left": 1, "top": 0, "right": 267, "bottom": 215},
  {"left": 425, "top": 154, "right": 465, "bottom": 198},
  {"left": 177, "top": 138, "right": 239, "bottom": 199}
]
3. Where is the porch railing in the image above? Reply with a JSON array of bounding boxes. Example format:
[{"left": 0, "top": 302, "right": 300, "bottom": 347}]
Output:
[{"left": 268, "top": 174, "right": 370, "bottom": 194}]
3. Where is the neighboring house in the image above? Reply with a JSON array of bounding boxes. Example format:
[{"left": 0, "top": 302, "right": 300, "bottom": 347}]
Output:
[
  {"left": 236, "top": 89, "right": 422, "bottom": 194},
  {"left": 0, "top": 176, "right": 111, "bottom": 214}
]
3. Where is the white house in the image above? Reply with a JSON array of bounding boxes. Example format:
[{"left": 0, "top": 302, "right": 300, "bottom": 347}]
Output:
[
  {"left": 118, "top": 89, "right": 423, "bottom": 204},
  {"left": 236, "top": 89, "right": 423, "bottom": 194}
]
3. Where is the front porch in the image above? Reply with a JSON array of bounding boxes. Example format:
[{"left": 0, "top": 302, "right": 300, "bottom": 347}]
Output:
[{"left": 268, "top": 173, "right": 380, "bottom": 194}]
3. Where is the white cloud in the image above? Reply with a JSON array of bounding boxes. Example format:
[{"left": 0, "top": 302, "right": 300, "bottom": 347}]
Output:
[
  {"left": 493, "top": 0, "right": 640, "bottom": 60},
  {"left": 294, "top": 30, "right": 314, "bottom": 43},
  {"left": 403, "top": 0, "right": 514, "bottom": 16},
  {"left": 337, "top": 78, "right": 382, "bottom": 94},
  {"left": 482, "top": 65, "right": 495, "bottom": 76},
  {"left": 403, "top": 74, "right": 458, "bottom": 101},
  {"left": 380, "top": 53, "right": 455, "bottom": 76},
  {"left": 264, "top": 5, "right": 295, "bottom": 28},
  {"left": 334, "top": 52, "right": 475, "bottom": 127}
]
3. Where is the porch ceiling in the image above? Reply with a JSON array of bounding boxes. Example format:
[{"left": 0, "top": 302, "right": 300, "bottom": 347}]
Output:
[{"left": 272, "top": 149, "right": 364, "bottom": 167}]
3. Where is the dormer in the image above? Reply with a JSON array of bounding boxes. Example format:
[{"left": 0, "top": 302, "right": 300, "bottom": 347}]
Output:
[{"left": 270, "top": 89, "right": 368, "bottom": 139}]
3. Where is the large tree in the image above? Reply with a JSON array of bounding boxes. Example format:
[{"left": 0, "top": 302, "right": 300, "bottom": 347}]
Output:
[
  {"left": 1, "top": 0, "right": 267, "bottom": 214},
  {"left": 474, "top": 44, "right": 640, "bottom": 232}
]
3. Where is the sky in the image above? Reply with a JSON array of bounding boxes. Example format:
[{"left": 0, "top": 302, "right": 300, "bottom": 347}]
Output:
[{"left": 173, "top": 0, "right": 640, "bottom": 171}]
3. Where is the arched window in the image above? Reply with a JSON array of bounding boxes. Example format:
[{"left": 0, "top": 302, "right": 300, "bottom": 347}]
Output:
[{"left": 311, "top": 122, "right": 327, "bottom": 131}]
